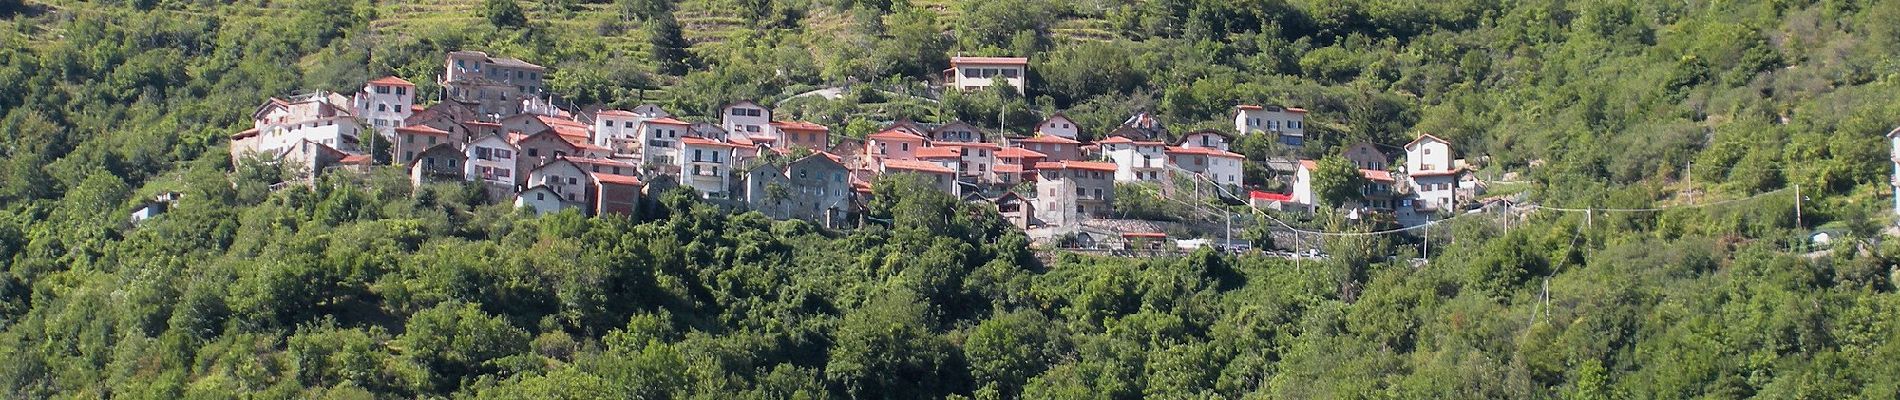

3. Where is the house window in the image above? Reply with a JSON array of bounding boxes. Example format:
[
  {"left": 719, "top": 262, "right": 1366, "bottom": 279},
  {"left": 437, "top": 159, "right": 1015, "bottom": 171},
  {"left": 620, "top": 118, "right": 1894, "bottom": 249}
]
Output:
[
  {"left": 528, "top": 149, "right": 539, "bottom": 157},
  {"left": 377, "top": 104, "right": 388, "bottom": 112},
  {"left": 396, "top": 87, "right": 406, "bottom": 96},
  {"left": 901, "top": 143, "right": 910, "bottom": 151},
  {"left": 568, "top": 177, "right": 578, "bottom": 185},
  {"left": 375, "top": 85, "right": 390, "bottom": 94},
  {"left": 537, "top": 193, "right": 544, "bottom": 200}
]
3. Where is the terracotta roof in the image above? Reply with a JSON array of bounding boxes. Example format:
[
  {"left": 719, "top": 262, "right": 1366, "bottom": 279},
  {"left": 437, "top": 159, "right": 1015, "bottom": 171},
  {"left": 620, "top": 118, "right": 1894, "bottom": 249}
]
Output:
[
  {"left": 950, "top": 56, "right": 1029, "bottom": 65},
  {"left": 396, "top": 125, "right": 451, "bottom": 136},
  {"left": 1034, "top": 161, "right": 1118, "bottom": 172},
  {"left": 1406, "top": 133, "right": 1450, "bottom": 148},
  {"left": 915, "top": 147, "right": 963, "bottom": 159},
  {"left": 1298, "top": 159, "right": 1394, "bottom": 182},
  {"left": 882, "top": 159, "right": 955, "bottom": 174},
  {"left": 1250, "top": 191, "right": 1293, "bottom": 202},
  {"left": 1237, "top": 104, "right": 1307, "bottom": 114},
  {"left": 591, "top": 172, "right": 644, "bottom": 186},
  {"left": 1286, "top": 107, "right": 1308, "bottom": 113},
  {"left": 993, "top": 163, "right": 1025, "bottom": 173},
  {"left": 231, "top": 127, "right": 261, "bottom": 140},
  {"left": 339, "top": 154, "right": 373, "bottom": 164},
  {"left": 644, "top": 117, "right": 692, "bottom": 126},
  {"left": 367, "top": 76, "right": 415, "bottom": 87},
  {"left": 867, "top": 128, "right": 927, "bottom": 141},
  {"left": 770, "top": 120, "right": 829, "bottom": 132},
  {"left": 996, "top": 147, "right": 1048, "bottom": 159},
  {"left": 1017, "top": 134, "right": 1080, "bottom": 145}
]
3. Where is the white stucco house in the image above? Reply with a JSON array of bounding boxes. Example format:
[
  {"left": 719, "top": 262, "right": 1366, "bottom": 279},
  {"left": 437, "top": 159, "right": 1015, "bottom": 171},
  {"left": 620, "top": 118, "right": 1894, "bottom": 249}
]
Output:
[
  {"left": 1404, "top": 134, "right": 1461, "bottom": 211},
  {"left": 1234, "top": 104, "right": 1308, "bottom": 147},
  {"left": 943, "top": 56, "right": 1028, "bottom": 94}
]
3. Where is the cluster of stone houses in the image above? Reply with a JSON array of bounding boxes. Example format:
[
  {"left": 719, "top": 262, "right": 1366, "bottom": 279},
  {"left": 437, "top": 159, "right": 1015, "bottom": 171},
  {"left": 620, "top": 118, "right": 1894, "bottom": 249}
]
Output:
[{"left": 229, "top": 50, "right": 1480, "bottom": 232}]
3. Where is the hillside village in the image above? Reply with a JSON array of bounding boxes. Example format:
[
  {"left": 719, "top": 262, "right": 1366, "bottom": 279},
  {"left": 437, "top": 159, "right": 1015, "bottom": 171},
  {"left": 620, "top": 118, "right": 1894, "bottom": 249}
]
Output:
[{"left": 233, "top": 51, "right": 1489, "bottom": 249}]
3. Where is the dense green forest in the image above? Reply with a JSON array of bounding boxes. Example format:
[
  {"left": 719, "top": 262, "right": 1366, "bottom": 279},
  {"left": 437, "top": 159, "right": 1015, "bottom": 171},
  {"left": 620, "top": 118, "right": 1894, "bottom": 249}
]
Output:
[{"left": 4, "top": 0, "right": 1900, "bottom": 398}]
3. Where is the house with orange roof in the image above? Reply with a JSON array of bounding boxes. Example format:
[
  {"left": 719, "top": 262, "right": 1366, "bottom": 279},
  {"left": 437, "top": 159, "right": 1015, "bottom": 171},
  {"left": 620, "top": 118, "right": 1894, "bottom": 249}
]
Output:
[
  {"left": 394, "top": 125, "right": 456, "bottom": 164},
  {"left": 1234, "top": 104, "right": 1308, "bottom": 147},
  {"left": 943, "top": 56, "right": 1029, "bottom": 93},
  {"left": 1292, "top": 159, "right": 1398, "bottom": 211},
  {"left": 511, "top": 129, "right": 580, "bottom": 176},
  {"left": 1166, "top": 146, "right": 1246, "bottom": 190},
  {"left": 592, "top": 172, "right": 644, "bottom": 217},
  {"left": 772, "top": 120, "right": 830, "bottom": 150},
  {"left": 1014, "top": 134, "right": 1082, "bottom": 161},
  {"left": 1100, "top": 136, "right": 1168, "bottom": 182},
  {"left": 353, "top": 76, "right": 415, "bottom": 138},
  {"left": 1033, "top": 160, "right": 1118, "bottom": 226},
  {"left": 866, "top": 128, "right": 929, "bottom": 161},
  {"left": 879, "top": 158, "right": 960, "bottom": 195}
]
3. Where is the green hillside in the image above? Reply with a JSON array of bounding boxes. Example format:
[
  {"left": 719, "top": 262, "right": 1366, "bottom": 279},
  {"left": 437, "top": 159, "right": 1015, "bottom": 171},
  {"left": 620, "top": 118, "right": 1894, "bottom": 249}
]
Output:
[{"left": 3, "top": 0, "right": 1900, "bottom": 398}]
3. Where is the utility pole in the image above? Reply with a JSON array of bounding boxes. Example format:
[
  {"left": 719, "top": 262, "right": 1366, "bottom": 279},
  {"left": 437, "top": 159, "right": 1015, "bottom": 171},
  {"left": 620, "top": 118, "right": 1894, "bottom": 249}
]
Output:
[{"left": 1795, "top": 184, "right": 1802, "bottom": 230}]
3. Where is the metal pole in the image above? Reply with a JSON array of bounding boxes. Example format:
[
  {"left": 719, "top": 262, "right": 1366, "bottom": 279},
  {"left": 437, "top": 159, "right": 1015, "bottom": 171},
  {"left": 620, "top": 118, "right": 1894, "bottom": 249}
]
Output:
[{"left": 1795, "top": 184, "right": 1802, "bottom": 230}]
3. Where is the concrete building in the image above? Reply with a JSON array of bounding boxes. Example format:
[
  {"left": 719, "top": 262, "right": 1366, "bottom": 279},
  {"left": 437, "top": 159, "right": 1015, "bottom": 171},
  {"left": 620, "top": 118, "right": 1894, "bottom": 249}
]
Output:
[
  {"left": 679, "top": 136, "right": 742, "bottom": 198},
  {"left": 441, "top": 51, "right": 547, "bottom": 117},
  {"left": 354, "top": 76, "right": 415, "bottom": 138},
  {"left": 1099, "top": 136, "right": 1168, "bottom": 182},
  {"left": 1166, "top": 146, "right": 1246, "bottom": 191},
  {"left": 929, "top": 121, "right": 985, "bottom": 143},
  {"left": 866, "top": 128, "right": 929, "bottom": 161},
  {"left": 720, "top": 100, "right": 773, "bottom": 141},
  {"left": 515, "top": 185, "right": 570, "bottom": 215},
  {"left": 409, "top": 143, "right": 466, "bottom": 187},
  {"left": 1342, "top": 142, "right": 1388, "bottom": 170},
  {"left": 943, "top": 56, "right": 1028, "bottom": 93},
  {"left": 635, "top": 117, "right": 692, "bottom": 169},
  {"left": 772, "top": 121, "right": 830, "bottom": 150},
  {"left": 1033, "top": 161, "right": 1118, "bottom": 226},
  {"left": 1014, "top": 134, "right": 1083, "bottom": 162}
]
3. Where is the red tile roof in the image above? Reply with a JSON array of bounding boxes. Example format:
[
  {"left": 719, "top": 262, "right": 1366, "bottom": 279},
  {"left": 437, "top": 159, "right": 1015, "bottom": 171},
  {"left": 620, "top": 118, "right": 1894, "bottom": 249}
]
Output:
[
  {"left": 1250, "top": 191, "right": 1293, "bottom": 202},
  {"left": 993, "top": 163, "right": 1025, "bottom": 173},
  {"left": 915, "top": 147, "right": 963, "bottom": 159},
  {"left": 996, "top": 147, "right": 1048, "bottom": 159},
  {"left": 867, "top": 128, "right": 927, "bottom": 141},
  {"left": 367, "top": 76, "right": 415, "bottom": 87},
  {"left": 1034, "top": 161, "right": 1118, "bottom": 172},
  {"left": 1298, "top": 159, "right": 1395, "bottom": 182},
  {"left": 1017, "top": 134, "right": 1080, "bottom": 145},
  {"left": 770, "top": 120, "right": 829, "bottom": 132},
  {"left": 950, "top": 56, "right": 1029, "bottom": 65},
  {"left": 396, "top": 125, "right": 451, "bottom": 136},
  {"left": 591, "top": 172, "right": 644, "bottom": 186},
  {"left": 1236, "top": 104, "right": 1263, "bottom": 110},
  {"left": 644, "top": 117, "right": 692, "bottom": 126},
  {"left": 339, "top": 154, "right": 373, "bottom": 164},
  {"left": 882, "top": 159, "right": 955, "bottom": 174}
]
